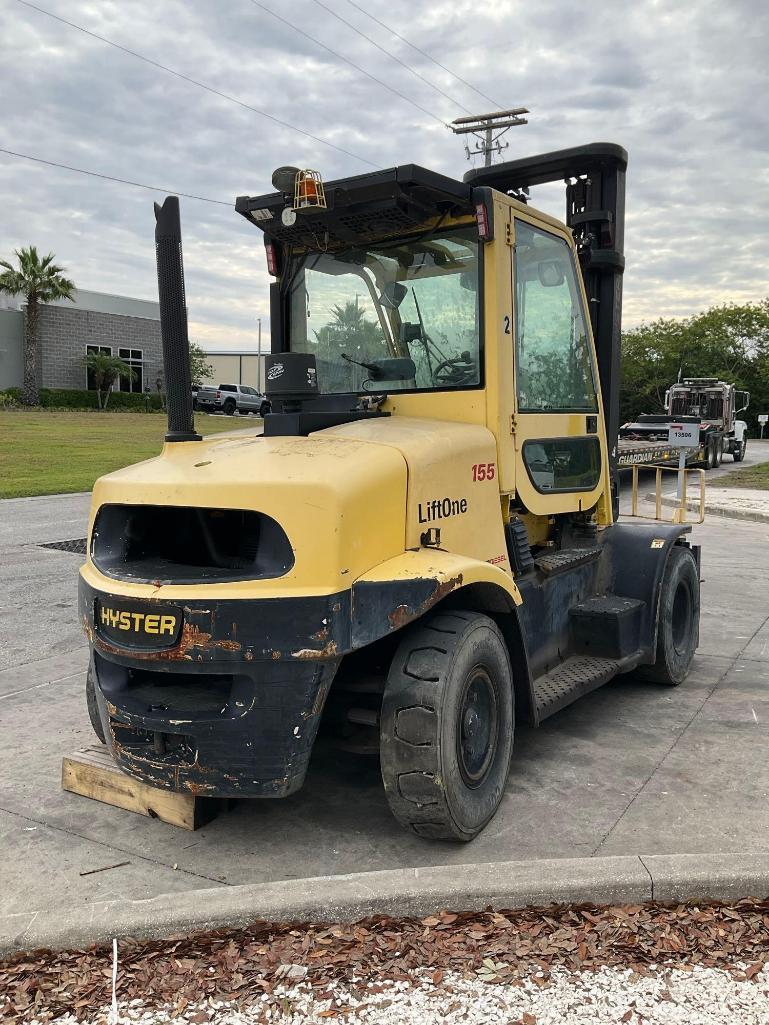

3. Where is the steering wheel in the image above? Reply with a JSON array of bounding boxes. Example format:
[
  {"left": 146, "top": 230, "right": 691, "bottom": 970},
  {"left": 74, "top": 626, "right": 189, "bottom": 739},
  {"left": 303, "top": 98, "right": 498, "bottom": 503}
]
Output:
[{"left": 434, "top": 353, "right": 476, "bottom": 386}]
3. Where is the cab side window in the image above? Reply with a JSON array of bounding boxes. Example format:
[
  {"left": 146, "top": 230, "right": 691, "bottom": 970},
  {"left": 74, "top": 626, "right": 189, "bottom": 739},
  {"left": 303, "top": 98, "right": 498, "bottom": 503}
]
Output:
[{"left": 514, "top": 221, "right": 597, "bottom": 413}]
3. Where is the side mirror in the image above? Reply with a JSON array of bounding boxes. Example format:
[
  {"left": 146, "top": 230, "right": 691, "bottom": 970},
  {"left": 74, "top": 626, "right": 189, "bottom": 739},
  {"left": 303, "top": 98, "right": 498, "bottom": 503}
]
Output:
[
  {"left": 379, "top": 282, "right": 408, "bottom": 309},
  {"left": 368, "top": 357, "right": 417, "bottom": 382},
  {"left": 537, "top": 259, "right": 565, "bottom": 287}
]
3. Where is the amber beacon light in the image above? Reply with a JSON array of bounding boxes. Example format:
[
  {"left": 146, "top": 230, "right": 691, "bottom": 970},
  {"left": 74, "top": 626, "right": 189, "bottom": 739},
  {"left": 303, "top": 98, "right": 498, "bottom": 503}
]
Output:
[{"left": 294, "top": 169, "right": 327, "bottom": 210}]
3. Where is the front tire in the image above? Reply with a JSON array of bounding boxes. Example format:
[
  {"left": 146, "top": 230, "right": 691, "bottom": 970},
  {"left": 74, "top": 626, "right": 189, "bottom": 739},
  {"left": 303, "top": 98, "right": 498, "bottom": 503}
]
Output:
[
  {"left": 260, "top": 402, "right": 271, "bottom": 417},
  {"left": 733, "top": 438, "right": 746, "bottom": 462},
  {"left": 638, "top": 546, "right": 699, "bottom": 685},
  {"left": 380, "top": 610, "right": 514, "bottom": 841}
]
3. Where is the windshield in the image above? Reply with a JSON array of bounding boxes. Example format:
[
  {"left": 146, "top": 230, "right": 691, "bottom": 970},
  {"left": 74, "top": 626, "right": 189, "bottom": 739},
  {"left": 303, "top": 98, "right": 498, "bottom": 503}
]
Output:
[{"left": 287, "top": 226, "right": 480, "bottom": 393}]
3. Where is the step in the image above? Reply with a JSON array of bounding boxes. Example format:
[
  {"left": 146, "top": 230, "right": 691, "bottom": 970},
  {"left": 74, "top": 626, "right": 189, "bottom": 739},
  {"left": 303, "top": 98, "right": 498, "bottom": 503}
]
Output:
[
  {"left": 532, "top": 655, "right": 620, "bottom": 721},
  {"left": 534, "top": 547, "right": 602, "bottom": 575},
  {"left": 570, "top": 595, "right": 645, "bottom": 659}
]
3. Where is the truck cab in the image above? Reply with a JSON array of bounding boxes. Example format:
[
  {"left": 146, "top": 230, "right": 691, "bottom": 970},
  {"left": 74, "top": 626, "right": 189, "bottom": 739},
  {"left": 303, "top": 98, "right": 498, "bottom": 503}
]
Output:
[{"left": 620, "top": 377, "right": 750, "bottom": 468}]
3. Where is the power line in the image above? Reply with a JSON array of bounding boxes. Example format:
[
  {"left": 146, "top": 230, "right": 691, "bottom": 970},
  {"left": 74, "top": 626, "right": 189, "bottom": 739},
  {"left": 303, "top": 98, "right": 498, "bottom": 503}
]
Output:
[
  {"left": 341, "top": 0, "right": 503, "bottom": 110},
  {"left": 247, "top": 0, "right": 448, "bottom": 127},
  {"left": 13, "top": 0, "right": 375, "bottom": 168},
  {"left": 309, "top": 0, "right": 473, "bottom": 115},
  {"left": 0, "top": 146, "right": 233, "bottom": 204}
]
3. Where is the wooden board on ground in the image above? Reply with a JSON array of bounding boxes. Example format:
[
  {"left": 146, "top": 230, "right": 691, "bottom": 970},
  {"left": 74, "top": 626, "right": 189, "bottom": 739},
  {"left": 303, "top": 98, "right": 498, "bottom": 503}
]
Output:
[{"left": 62, "top": 746, "right": 220, "bottom": 830}]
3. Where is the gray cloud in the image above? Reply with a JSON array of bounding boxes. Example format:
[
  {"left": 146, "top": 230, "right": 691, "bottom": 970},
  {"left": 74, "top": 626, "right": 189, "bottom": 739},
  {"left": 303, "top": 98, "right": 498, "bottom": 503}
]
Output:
[{"left": 1, "top": 0, "right": 767, "bottom": 348}]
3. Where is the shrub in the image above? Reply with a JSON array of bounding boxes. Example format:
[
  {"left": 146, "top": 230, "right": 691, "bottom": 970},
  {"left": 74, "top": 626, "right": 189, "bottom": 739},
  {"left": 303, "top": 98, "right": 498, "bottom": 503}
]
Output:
[{"left": 2, "top": 387, "right": 164, "bottom": 411}]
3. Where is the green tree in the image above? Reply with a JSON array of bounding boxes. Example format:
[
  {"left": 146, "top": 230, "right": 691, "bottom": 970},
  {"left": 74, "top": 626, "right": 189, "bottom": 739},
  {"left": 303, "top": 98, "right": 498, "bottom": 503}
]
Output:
[
  {"left": 82, "top": 351, "right": 136, "bottom": 410},
  {"left": 314, "top": 301, "right": 383, "bottom": 389},
  {"left": 189, "top": 341, "right": 213, "bottom": 385},
  {"left": 620, "top": 299, "right": 769, "bottom": 429},
  {"left": 0, "top": 247, "right": 76, "bottom": 405}
]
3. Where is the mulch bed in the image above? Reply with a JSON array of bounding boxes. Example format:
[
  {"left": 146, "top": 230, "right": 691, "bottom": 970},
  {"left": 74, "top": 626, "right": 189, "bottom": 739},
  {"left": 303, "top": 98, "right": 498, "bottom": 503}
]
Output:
[{"left": 2, "top": 899, "right": 768, "bottom": 1022}]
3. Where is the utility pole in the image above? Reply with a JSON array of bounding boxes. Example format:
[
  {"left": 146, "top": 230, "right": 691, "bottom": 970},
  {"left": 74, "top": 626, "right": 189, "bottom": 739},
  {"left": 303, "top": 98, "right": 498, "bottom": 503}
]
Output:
[
  {"left": 257, "top": 317, "right": 263, "bottom": 391},
  {"left": 450, "top": 107, "right": 529, "bottom": 166}
]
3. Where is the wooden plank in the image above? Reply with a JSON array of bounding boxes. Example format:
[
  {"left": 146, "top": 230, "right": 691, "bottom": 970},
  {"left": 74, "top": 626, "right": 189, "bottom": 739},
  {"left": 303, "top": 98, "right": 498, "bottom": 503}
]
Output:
[{"left": 62, "top": 747, "right": 219, "bottom": 830}]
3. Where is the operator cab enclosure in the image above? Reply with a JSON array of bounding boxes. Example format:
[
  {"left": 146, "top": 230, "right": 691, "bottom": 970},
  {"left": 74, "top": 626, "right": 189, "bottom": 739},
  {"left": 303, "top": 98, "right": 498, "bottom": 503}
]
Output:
[{"left": 235, "top": 153, "right": 616, "bottom": 526}]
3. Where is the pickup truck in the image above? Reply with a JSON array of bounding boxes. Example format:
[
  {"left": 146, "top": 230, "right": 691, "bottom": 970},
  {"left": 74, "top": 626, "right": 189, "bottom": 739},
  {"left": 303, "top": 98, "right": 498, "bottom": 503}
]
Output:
[{"left": 195, "top": 383, "right": 271, "bottom": 417}]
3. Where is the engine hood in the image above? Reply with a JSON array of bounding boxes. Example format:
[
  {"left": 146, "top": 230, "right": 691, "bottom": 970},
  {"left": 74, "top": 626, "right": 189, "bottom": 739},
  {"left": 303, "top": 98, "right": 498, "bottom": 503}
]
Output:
[
  {"left": 83, "top": 426, "right": 407, "bottom": 598},
  {"left": 82, "top": 415, "right": 510, "bottom": 601}
]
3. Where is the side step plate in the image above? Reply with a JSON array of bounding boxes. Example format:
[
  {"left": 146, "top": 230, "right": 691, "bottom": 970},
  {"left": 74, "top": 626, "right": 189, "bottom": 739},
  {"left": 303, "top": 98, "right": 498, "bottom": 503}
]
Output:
[
  {"left": 534, "top": 547, "right": 601, "bottom": 575},
  {"left": 533, "top": 655, "right": 619, "bottom": 721}
]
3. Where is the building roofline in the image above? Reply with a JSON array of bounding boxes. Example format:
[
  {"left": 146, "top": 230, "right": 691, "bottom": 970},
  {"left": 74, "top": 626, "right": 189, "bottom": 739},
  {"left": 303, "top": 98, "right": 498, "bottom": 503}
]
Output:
[{"left": 203, "top": 349, "right": 267, "bottom": 356}]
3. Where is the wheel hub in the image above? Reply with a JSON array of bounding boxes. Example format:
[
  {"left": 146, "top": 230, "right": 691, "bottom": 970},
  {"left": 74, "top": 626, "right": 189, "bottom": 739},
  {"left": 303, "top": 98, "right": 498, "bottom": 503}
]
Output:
[{"left": 457, "top": 666, "right": 498, "bottom": 788}]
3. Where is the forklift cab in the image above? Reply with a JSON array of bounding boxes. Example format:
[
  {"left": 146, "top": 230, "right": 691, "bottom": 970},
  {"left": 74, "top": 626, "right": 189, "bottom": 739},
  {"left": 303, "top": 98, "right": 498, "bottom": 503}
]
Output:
[{"left": 236, "top": 144, "right": 627, "bottom": 532}]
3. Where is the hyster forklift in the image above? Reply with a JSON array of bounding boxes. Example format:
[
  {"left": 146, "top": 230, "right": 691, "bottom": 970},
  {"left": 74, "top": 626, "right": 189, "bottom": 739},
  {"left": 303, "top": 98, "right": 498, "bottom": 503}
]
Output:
[{"left": 80, "top": 144, "right": 702, "bottom": 841}]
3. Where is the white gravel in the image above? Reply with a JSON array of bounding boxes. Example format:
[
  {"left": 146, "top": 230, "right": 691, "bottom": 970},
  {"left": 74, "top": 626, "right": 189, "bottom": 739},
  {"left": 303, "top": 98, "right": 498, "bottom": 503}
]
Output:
[{"left": 32, "top": 963, "right": 769, "bottom": 1025}]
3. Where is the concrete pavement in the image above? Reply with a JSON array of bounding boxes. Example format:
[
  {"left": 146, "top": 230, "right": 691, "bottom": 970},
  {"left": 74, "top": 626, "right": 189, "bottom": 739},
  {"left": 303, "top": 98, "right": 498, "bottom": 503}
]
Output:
[{"left": 1, "top": 449, "right": 768, "bottom": 949}]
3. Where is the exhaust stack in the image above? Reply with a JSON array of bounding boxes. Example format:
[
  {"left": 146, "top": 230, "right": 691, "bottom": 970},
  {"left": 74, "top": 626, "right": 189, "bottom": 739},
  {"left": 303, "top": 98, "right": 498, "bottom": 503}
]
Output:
[{"left": 154, "top": 196, "right": 200, "bottom": 442}]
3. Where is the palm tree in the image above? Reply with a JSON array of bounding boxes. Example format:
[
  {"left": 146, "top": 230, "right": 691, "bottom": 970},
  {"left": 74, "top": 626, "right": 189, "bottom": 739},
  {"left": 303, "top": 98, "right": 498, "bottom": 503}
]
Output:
[
  {"left": 82, "top": 351, "right": 136, "bottom": 410},
  {"left": 0, "top": 247, "right": 76, "bottom": 405}
]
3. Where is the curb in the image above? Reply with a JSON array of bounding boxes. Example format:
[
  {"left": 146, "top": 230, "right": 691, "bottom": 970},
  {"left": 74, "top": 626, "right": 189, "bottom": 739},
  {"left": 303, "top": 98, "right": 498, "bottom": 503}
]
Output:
[
  {"left": 645, "top": 492, "right": 769, "bottom": 524},
  {"left": 0, "top": 492, "right": 92, "bottom": 504},
  {"left": 2, "top": 853, "right": 769, "bottom": 957}
]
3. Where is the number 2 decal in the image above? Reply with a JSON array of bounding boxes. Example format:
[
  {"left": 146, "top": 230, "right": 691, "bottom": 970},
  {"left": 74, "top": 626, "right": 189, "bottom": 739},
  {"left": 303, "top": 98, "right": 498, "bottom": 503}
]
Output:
[
  {"left": 472, "top": 463, "right": 496, "bottom": 482},
  {"left": 503, "top": 315, "right": 511, "bottom": 334}
]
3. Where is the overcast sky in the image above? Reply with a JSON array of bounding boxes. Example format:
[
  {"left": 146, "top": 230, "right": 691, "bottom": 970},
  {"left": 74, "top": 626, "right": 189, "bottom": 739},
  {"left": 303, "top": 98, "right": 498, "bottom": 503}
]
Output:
[{"left": 2, "top": 0, "right": 767, "bottom": 349}]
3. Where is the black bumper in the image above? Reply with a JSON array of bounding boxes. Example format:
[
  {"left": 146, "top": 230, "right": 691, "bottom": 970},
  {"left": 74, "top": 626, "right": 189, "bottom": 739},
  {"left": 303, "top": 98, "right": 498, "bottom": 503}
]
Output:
[
  {"left": 80, "top": 577, "right": 349, "bottom": 797},
  {"left": 89, "top": 648, "right": 338, "bottom": 797},
  {"left": 79, "top": 570, "right": 455, "bottom": 797}
]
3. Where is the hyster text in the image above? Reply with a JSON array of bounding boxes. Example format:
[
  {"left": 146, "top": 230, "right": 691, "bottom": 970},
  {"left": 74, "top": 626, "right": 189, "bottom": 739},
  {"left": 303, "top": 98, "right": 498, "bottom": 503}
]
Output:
[{"left": 100, "top": 607, "right": 177, "bottom": 635}]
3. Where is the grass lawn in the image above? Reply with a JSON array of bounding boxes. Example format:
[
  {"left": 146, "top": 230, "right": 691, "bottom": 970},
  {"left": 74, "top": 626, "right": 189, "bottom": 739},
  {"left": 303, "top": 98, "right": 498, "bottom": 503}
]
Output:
[
  {"left": 710, "top": 461, "right": 769, "bottom": 490},
  {"left": 0, "top": 410, "right": 250, "bottom": 498}
]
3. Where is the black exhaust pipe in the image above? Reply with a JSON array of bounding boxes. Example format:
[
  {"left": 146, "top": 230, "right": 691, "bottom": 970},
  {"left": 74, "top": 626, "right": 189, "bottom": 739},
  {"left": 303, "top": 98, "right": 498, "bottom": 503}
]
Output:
[{"left": 154, "top": 196, "right": 200, "bottom": 442}]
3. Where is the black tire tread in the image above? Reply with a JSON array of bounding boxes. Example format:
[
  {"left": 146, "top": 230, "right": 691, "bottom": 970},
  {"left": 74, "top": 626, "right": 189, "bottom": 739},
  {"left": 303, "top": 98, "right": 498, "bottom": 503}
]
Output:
[
  {"left": 637, "top": 546, "right": 699, "bottom": 685},
  {"left": 380, "top": 610, "right": 512, "bottom": 841}
]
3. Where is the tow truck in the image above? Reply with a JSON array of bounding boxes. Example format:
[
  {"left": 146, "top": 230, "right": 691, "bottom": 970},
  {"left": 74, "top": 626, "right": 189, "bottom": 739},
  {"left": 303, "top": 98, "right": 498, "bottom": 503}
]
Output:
[{"left": 619, "top": 378, "right": 750, "bottom": 469}]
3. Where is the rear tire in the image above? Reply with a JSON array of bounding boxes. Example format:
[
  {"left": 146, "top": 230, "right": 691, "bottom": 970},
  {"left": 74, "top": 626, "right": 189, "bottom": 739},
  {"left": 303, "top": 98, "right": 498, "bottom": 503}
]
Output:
[
  {"left": 705, "top": 437, "right": 716, "bottom": 470},
  {"left": 223, "top": 398, "right": 237, "bottom": 416},
  {"left": 380, "top": 610, "right": 514, "bottom": 841},
  {"left": 637, "top": 546, "right": 699, "bottom": 685},
  {"left": 733, "top": 438, "right": 746, "bottom": 462},
  {"left": 86, "top": 668, "right": 106, "bottom": 744}
]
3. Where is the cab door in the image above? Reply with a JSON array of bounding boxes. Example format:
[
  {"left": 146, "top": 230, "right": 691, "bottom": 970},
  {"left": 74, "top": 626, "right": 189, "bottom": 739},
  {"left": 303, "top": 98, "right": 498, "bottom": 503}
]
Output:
[{"left": 510, "top": 214, "right": 609, "bottom": 517}]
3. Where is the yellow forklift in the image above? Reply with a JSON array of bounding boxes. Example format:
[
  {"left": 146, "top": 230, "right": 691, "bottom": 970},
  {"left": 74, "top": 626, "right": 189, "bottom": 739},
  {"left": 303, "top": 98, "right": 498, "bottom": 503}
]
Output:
[{"left": 80, "top": 144, "right": 701, "bottom": 840}]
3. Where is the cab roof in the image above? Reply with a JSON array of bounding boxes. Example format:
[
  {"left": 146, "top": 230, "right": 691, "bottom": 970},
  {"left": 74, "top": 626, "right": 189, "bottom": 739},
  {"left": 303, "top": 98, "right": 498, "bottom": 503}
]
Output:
[{"left": 235, "top": 164, "right": 472, "bottom": 250}]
